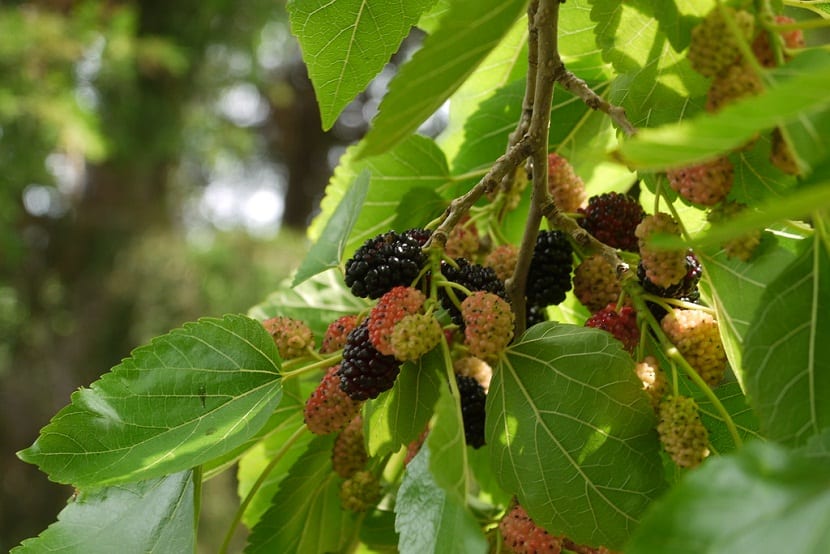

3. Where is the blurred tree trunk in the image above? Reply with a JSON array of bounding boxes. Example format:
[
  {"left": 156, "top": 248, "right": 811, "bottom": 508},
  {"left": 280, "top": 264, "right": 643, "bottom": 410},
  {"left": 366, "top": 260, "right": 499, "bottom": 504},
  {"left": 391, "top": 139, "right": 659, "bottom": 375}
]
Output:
[
  {"left": 266, "top": 62, "right": 337, "bottom": 230},
  {"left": 1, "top": 2, "right": 190, "bottom": 546}
]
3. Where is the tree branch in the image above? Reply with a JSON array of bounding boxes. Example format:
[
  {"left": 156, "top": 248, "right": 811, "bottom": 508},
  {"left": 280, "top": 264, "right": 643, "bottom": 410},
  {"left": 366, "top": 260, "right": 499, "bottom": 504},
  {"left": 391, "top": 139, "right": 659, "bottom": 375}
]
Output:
[
  {"left": 554, "top": 67, "right": 637, "bottom": 136},
  {"left": 506, "top": 0, "right": 559, "bottom": 336},
  {"left": 429, "top": 136, "right": 533, "bottom": 249}
]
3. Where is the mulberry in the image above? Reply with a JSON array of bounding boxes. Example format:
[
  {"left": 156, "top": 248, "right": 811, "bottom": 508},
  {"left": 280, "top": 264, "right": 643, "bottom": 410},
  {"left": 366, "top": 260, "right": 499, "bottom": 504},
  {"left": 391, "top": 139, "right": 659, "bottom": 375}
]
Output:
[
  {"left": 461, "top": 292, "right": 515, "bottom": 363},
  {"left": 707, "top": 201, "right": 762, "bottom": 261},
  {"left": 338, "top": 321, "right": 401, "bottom": 401},
  {"left": 262, "top": 316, "right": 314, "bottom": 360},
  {"left": 547, "top": 153, "right": 587, "bottom": 213},
  {"left": 635, "top": 356, "right": 668, "bottom": 409},
  {"left": 332, "top": 415, "right": 368, "bottom": 478},
  {"left": 320, "top": 315, "right": 360, "bottom": 354},
  {"left": 526, "top": 304, "right": 548, "bottom": 329},
  {"left": 688, "top": 7, "right": 755, "bottom": 78},
  {"left": 453, "top": 356, "right": 493, "bottom": 393},
  {"left": 638, "top": 251, "right": 702, "bottom": 303},
  {"left": 573, "top": 254, "right": 622, "bottom": 313},
  {"left": 577, "top": 193, "right": 645, "bottom": 252},
  {"left": 770, "top": 127, "right": 800, "bottom": 175},
  {"left": 445, "top": 216, "right": 480, "bottom": 260},
  {"left": 499, "top": 503, "right": 563, "bottom": 554},
  {"left": 304, "top": 365, "right": 363, "bottom": 435},
  {"left": 585, "top": 304, "right": 639, "bottom": 354},
  {"left": 661, "top": 309, "right": 727, "bottom": 387},
  {"left": 344, "top": 229, "right": 430, "bottom": 299},
  {"left": 657, "top": 396, "right": 710, "bottom": 468},
  {"left": 485, "top": 244, "right": 519, "bottom": 282},
  {"left": 390, "top": 313, "right": 443, "bottom": 362},
  {"left": 456, "top": 374, "right": 487, "bottom": 449},
  {"left": 526, "top": 230, "right": 573, "bottom": 307},
  {"left": 706, "top": 61, "right": 763, "bottom": 112},
  {"left": 368, "top": 286, "right": 426, "bottom": 355},
  {"left": 753, "top": 16, "right": 805, "bottom": 68},
  {"left": 635, "top": 213, "right": 687, "bottom": 289},
  {"left": 439, "top": 258, "right": 509, "bottom": 325},
  {"left": 667, "top": 156, "right": 734, "bottom": 206},
  {"left": 340, "top": 470, "right": 381, "bottom": 512}
]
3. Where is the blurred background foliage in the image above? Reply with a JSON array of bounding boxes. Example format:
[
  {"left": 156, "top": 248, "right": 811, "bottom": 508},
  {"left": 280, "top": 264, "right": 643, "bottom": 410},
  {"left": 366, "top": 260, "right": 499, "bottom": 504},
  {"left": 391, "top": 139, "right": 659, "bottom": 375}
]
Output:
[{"left": 0, "top": 0, "right": 414, "bottom": 548}]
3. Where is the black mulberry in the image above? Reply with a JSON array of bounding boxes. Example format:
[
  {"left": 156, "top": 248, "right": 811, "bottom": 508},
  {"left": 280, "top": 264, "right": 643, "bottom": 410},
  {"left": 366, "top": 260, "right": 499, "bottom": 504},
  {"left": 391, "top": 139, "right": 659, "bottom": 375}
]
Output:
[
  {"left": 338, "top": 321, "right": 400, "bottom": 400},
  {"left": 526, "top": 230, "right": 573, "bottom": 307},
  {"left": 456, "top": 374, "right": 486, "bottom": 449},
  {"left": 344, "top": 229, "right": 430, "bottom": 299},
  {"left": 577, "top": 192, "right": 645, "bottom": 252},
  {"left": 439, "top": 258, "right": 509, "bottom": 325}
]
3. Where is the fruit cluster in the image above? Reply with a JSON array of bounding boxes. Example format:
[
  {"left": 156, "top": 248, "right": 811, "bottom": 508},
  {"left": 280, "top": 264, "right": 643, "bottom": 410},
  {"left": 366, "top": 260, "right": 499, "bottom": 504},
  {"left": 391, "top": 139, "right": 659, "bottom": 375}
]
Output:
[{"left": 259, "top": 151, "right": 740, "bottom": 526}]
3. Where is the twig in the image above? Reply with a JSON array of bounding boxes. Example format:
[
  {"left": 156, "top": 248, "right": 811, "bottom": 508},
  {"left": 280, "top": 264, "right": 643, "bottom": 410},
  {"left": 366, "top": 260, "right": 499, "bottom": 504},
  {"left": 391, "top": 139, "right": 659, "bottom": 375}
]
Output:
[
  {"left": 429, "top": 136, "right": 532, "bottom": 249},
  {"left": 505, "top": 0, "right": 559, "bottom": 337},
  {"left": 493, "top": 1, "right": 540, "bottom": 206},
  {"left": 539, "top": 198, "right": 631, "bottom": 283},
  {"left": 553, "top": 67, "right": 637, "bottom": 136}
]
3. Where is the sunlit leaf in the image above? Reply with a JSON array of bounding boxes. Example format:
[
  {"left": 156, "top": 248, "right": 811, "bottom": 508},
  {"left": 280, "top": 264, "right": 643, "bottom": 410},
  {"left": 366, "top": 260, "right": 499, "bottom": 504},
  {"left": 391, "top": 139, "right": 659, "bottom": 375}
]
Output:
[
  {"left": 591, "top": 0, "right": 710, "bottom": 128},
  {"left": 489, "top": 323, "right": 665, "bottom": 549},
  {"left": 250, "top": 269, "right": 371, "bottom": 340},
  {"left": 245, "top": 435, "right": 355, "bottom": 553},
  {"left": 293, "top": 169, "right": 369, "bottom": 286},
  {"left": 356, "top": 0, "right": 527, "bottom": 158},
  {"left": 237, "top": 410, "right": 312, "bottom": 528},
  {"left": 437, "top": 18, "right": 527, "bottom": 162},
  {"left": 395, "top": 445, "right": 488, "bottom": 554},
  {"left": 18, "top": 315, "right": 282, "bottom": 487},
  {"left": 617, "top": 50, "right": 830, "bottom": 169},
  {"left": 427, "top": 373, "right": 468, "bottom": 500},
  {"left": 626, "top": 440, "right": 830, "bottom": 554},
  {"left": 365, "top": 348, "right": 443, "bottom": 457},
  {"left": 698, "top": 224, "right": 812, "bottom": 384},
  {"left": 13, "top": 471, "right": 194, "bottom": 553},
  {"left": 288, "top": 0, "right": 436, "bottom": 129},
  {"left": 743, "top": 235, "right": 830, "bottom": 446},
  {"left": 308, "top": 135, "right": 450, "bottom": 259}
]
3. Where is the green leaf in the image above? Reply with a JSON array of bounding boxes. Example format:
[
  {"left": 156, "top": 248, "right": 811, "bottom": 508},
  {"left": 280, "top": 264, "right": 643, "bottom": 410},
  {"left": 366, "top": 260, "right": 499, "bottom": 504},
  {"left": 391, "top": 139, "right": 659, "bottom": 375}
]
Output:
[
  {"left": 365, "top": 348, "right": 443, "bottom": 457},
  {"left": 625, "top": 440, "right": 830, "bottom": 554},
  {"left": 360, "top": 509, "right": 400, "bottom": 551},
  {"left": 245, "top": 435, "right": 355, "bottom": 553},
  {"left": 801, "top": 2, "right": 830, "bottom": 17},
  {"left": 293, "top": 169, "right": 369, "bottom": 286},
  {"left": 18, "top": 315, "right": 282, "bottom": 487},
  {"left": 591, "top": 0, "right": 710, "bottom": 128},
  {"left": 13, "top": 471, "right": 194, "bottom": 553},
  {"left": 395, "top": 445, "right": 488, "bottom": 554},
  {"left": 489, "top": 323, "right": 666, "bottom": 549},
  {"left": 698, "top": 224, "right": 812, "bottom": 385},
  {"left": 308, "top": 135, "right": 450, "bottom": 258},
  {"left": 427, "top": 372, "right": 468, "bottom": 500},
  {"left": 437, "top": 18, "right": 527, "bottom": 162},
  {"left": 680, "top": 380, "right": 761, "bottom": 455},
  {"left": 617, "top": 50, "right": 830, "bottom": 169},
  {"left": 250, "top": 269, "right": 370, "bottom": 340},
  {"left": 416, "top": 0, "right": 451, "bottom": 34},
  {"left": 355, "top": 0, "right": 528, "bottom": 158},
  {"left": 287, "top": 0, "right": 436, "bottom": 129},
  {"left": 450, "top": 79, "right": 593, "bottom": 179},
  {"left": 390, "top": 187, "right": 447, "bottom": 232},
  {"left": 202, "top": 370, "right": 312, "bottom": 479},
  {"left": 743, "top": 235, "right": 830, "bottom": 446},
  {"left": 237, "top": 410, "right": 312, "bottom": 528}
]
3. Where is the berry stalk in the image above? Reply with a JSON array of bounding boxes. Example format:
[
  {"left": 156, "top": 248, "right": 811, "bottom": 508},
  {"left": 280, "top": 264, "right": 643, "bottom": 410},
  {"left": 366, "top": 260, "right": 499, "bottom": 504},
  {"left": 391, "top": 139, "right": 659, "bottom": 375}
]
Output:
[
  {"left": 280, "top": 353, "right": 343, "bottom": 380},
  {"left": 627, "top": 287, "right": 743, "bottom": 449}
]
